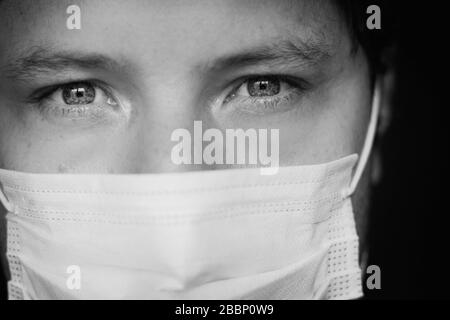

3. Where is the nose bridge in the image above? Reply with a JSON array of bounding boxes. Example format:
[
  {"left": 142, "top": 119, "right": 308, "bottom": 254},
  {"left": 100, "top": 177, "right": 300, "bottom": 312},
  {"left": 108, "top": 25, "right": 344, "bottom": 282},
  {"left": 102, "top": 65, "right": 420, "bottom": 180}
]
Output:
[{"left": 131, "top": 76, "right": 212, "bottom": 174}]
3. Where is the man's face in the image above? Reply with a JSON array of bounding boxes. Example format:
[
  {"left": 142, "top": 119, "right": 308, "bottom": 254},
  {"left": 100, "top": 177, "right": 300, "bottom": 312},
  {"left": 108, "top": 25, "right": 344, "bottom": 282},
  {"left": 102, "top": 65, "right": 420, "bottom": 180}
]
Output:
[
  {"left": 0, "top": 0, "right": 372, "bottom": 173},
  {"left": 0, "top": 0, "right": 376, "bottom": 280}
]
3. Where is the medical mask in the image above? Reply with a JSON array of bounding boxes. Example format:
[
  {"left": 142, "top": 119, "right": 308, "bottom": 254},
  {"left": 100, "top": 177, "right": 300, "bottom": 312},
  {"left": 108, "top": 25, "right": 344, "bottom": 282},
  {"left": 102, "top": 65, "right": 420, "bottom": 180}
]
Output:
[{"left": 0, "top": 85, "right": 380, "bottom": 300}]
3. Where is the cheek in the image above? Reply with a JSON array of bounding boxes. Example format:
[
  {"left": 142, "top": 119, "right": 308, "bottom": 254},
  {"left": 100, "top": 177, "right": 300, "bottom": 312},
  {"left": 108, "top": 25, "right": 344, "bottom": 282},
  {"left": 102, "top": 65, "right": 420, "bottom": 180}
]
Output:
[
  {"left": 0, "top": 108, "right": 133, "bottom": 173},
  {"left": 277, "top": 90, "right": 372, "bottom": 166}
]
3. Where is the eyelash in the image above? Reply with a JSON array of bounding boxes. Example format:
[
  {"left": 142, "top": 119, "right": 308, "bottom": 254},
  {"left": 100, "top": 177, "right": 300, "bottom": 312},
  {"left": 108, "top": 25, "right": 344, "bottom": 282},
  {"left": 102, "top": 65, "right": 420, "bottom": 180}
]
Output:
[
  {"left": 26, "top": 74, "right": 308, "bottom": 122},
  {"left": 24, "top": 80, "right": 124, "bottom": 125},
  {"left": 222, "top": 75, "right": 309, "bottom": 114},
  {"left": 28, "top": 80, "right": 113, "bottom": 104}
]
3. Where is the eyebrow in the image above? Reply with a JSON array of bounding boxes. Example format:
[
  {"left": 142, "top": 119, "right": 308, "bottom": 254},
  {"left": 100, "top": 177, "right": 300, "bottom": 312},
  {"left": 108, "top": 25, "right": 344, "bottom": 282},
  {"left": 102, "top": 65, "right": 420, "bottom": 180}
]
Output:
[
  {"left": 3, "top": 37, "right": 333, "bottom": 82},
  {"left": 203, "top": 38, "right": 334, "bottom": 72},
  {"left": 2, "top": 47, "right": 127, "bottom": 82}
]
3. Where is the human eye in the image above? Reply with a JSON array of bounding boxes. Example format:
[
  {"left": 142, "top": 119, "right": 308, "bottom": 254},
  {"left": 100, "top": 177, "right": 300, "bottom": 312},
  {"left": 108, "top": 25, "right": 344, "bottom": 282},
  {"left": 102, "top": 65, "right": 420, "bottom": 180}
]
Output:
[
  {"left": 220, "top": 75, "right": 308, "bottom": 116},
  {"left": 27, "top": 80, "right": 126, "bottom": 125}
]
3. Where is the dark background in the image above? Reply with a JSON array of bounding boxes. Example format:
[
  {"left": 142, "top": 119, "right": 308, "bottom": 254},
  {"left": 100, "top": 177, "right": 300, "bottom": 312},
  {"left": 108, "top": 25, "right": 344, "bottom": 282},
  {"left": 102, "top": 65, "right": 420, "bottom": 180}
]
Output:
[
  {"left": 364, "top": 3, "right": 449, "bottom": 299},
  {"left": 0, "top": 3, "right": 448, "bottom": 300}
]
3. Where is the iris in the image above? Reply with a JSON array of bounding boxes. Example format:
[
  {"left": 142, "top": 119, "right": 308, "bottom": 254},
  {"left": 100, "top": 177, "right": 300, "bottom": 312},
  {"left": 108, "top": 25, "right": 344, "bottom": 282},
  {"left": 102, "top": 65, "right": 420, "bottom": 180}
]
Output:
[
  {"left": 247, "top": 77, "right": 280, "bottom": 97},
  {"left": 62, "top": 82, "right": 96, "bottom": 105}
]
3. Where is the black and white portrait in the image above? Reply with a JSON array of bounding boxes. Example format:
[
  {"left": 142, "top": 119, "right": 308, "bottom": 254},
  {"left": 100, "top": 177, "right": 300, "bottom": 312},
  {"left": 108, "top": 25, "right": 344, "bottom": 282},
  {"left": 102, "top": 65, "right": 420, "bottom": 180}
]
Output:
[{"left": 0, "top": 0, "right": 447, "bottom": 303}]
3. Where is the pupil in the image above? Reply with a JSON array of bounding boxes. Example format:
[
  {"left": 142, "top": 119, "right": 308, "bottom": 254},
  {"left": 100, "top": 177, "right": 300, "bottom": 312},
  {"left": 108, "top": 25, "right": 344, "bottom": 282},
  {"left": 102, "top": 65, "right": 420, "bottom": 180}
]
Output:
[
  {"left": 62, "top": 83, "right": 95, "bottom": 105},
  {"left": 247, "top": 77, "right": 280, "bottom": 97}
]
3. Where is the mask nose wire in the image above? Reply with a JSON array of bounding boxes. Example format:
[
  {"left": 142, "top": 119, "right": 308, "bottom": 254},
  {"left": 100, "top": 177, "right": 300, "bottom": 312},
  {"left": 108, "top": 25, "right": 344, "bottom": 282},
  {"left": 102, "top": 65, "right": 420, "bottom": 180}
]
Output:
[{"left": 344, "top": 80, "right": 381, "bottom": 198}]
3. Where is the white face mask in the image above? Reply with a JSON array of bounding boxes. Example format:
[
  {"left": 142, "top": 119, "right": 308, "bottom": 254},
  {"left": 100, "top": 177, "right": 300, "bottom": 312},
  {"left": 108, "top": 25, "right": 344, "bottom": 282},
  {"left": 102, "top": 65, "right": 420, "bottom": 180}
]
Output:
[{"left": 0, "top": 84, "right": 380, "bottom": 300}]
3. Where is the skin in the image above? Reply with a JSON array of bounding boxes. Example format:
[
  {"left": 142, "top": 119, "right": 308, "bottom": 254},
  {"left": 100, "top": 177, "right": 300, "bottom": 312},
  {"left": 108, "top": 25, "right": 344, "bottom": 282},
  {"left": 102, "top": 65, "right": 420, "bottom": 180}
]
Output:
[{"left": 0, "top": 0, "right": 391, "bottom": 284}]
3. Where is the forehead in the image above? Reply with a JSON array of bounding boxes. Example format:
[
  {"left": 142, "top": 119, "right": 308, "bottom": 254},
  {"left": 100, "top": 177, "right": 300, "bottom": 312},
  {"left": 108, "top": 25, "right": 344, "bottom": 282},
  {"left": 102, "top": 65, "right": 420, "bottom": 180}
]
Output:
[{"left": 0, "top": 0, "right": 349, "bottom": 70}]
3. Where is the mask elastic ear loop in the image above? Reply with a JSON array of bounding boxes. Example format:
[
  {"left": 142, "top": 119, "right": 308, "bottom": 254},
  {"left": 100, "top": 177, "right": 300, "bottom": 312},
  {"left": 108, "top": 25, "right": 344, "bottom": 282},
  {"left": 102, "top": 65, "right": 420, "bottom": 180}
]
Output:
[
  {"left": 0, "top": 181, "right": 14, "bottom": 212},
  {"left": 345, "top": 80, "right": 381, "bottom": 198}
]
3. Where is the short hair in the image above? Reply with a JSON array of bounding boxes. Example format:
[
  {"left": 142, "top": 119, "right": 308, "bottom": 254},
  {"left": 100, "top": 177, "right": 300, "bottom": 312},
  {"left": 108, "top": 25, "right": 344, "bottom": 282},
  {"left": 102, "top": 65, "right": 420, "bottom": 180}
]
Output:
[{"left": 335, "top": 0, "right": 397, "bottom": 74}]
